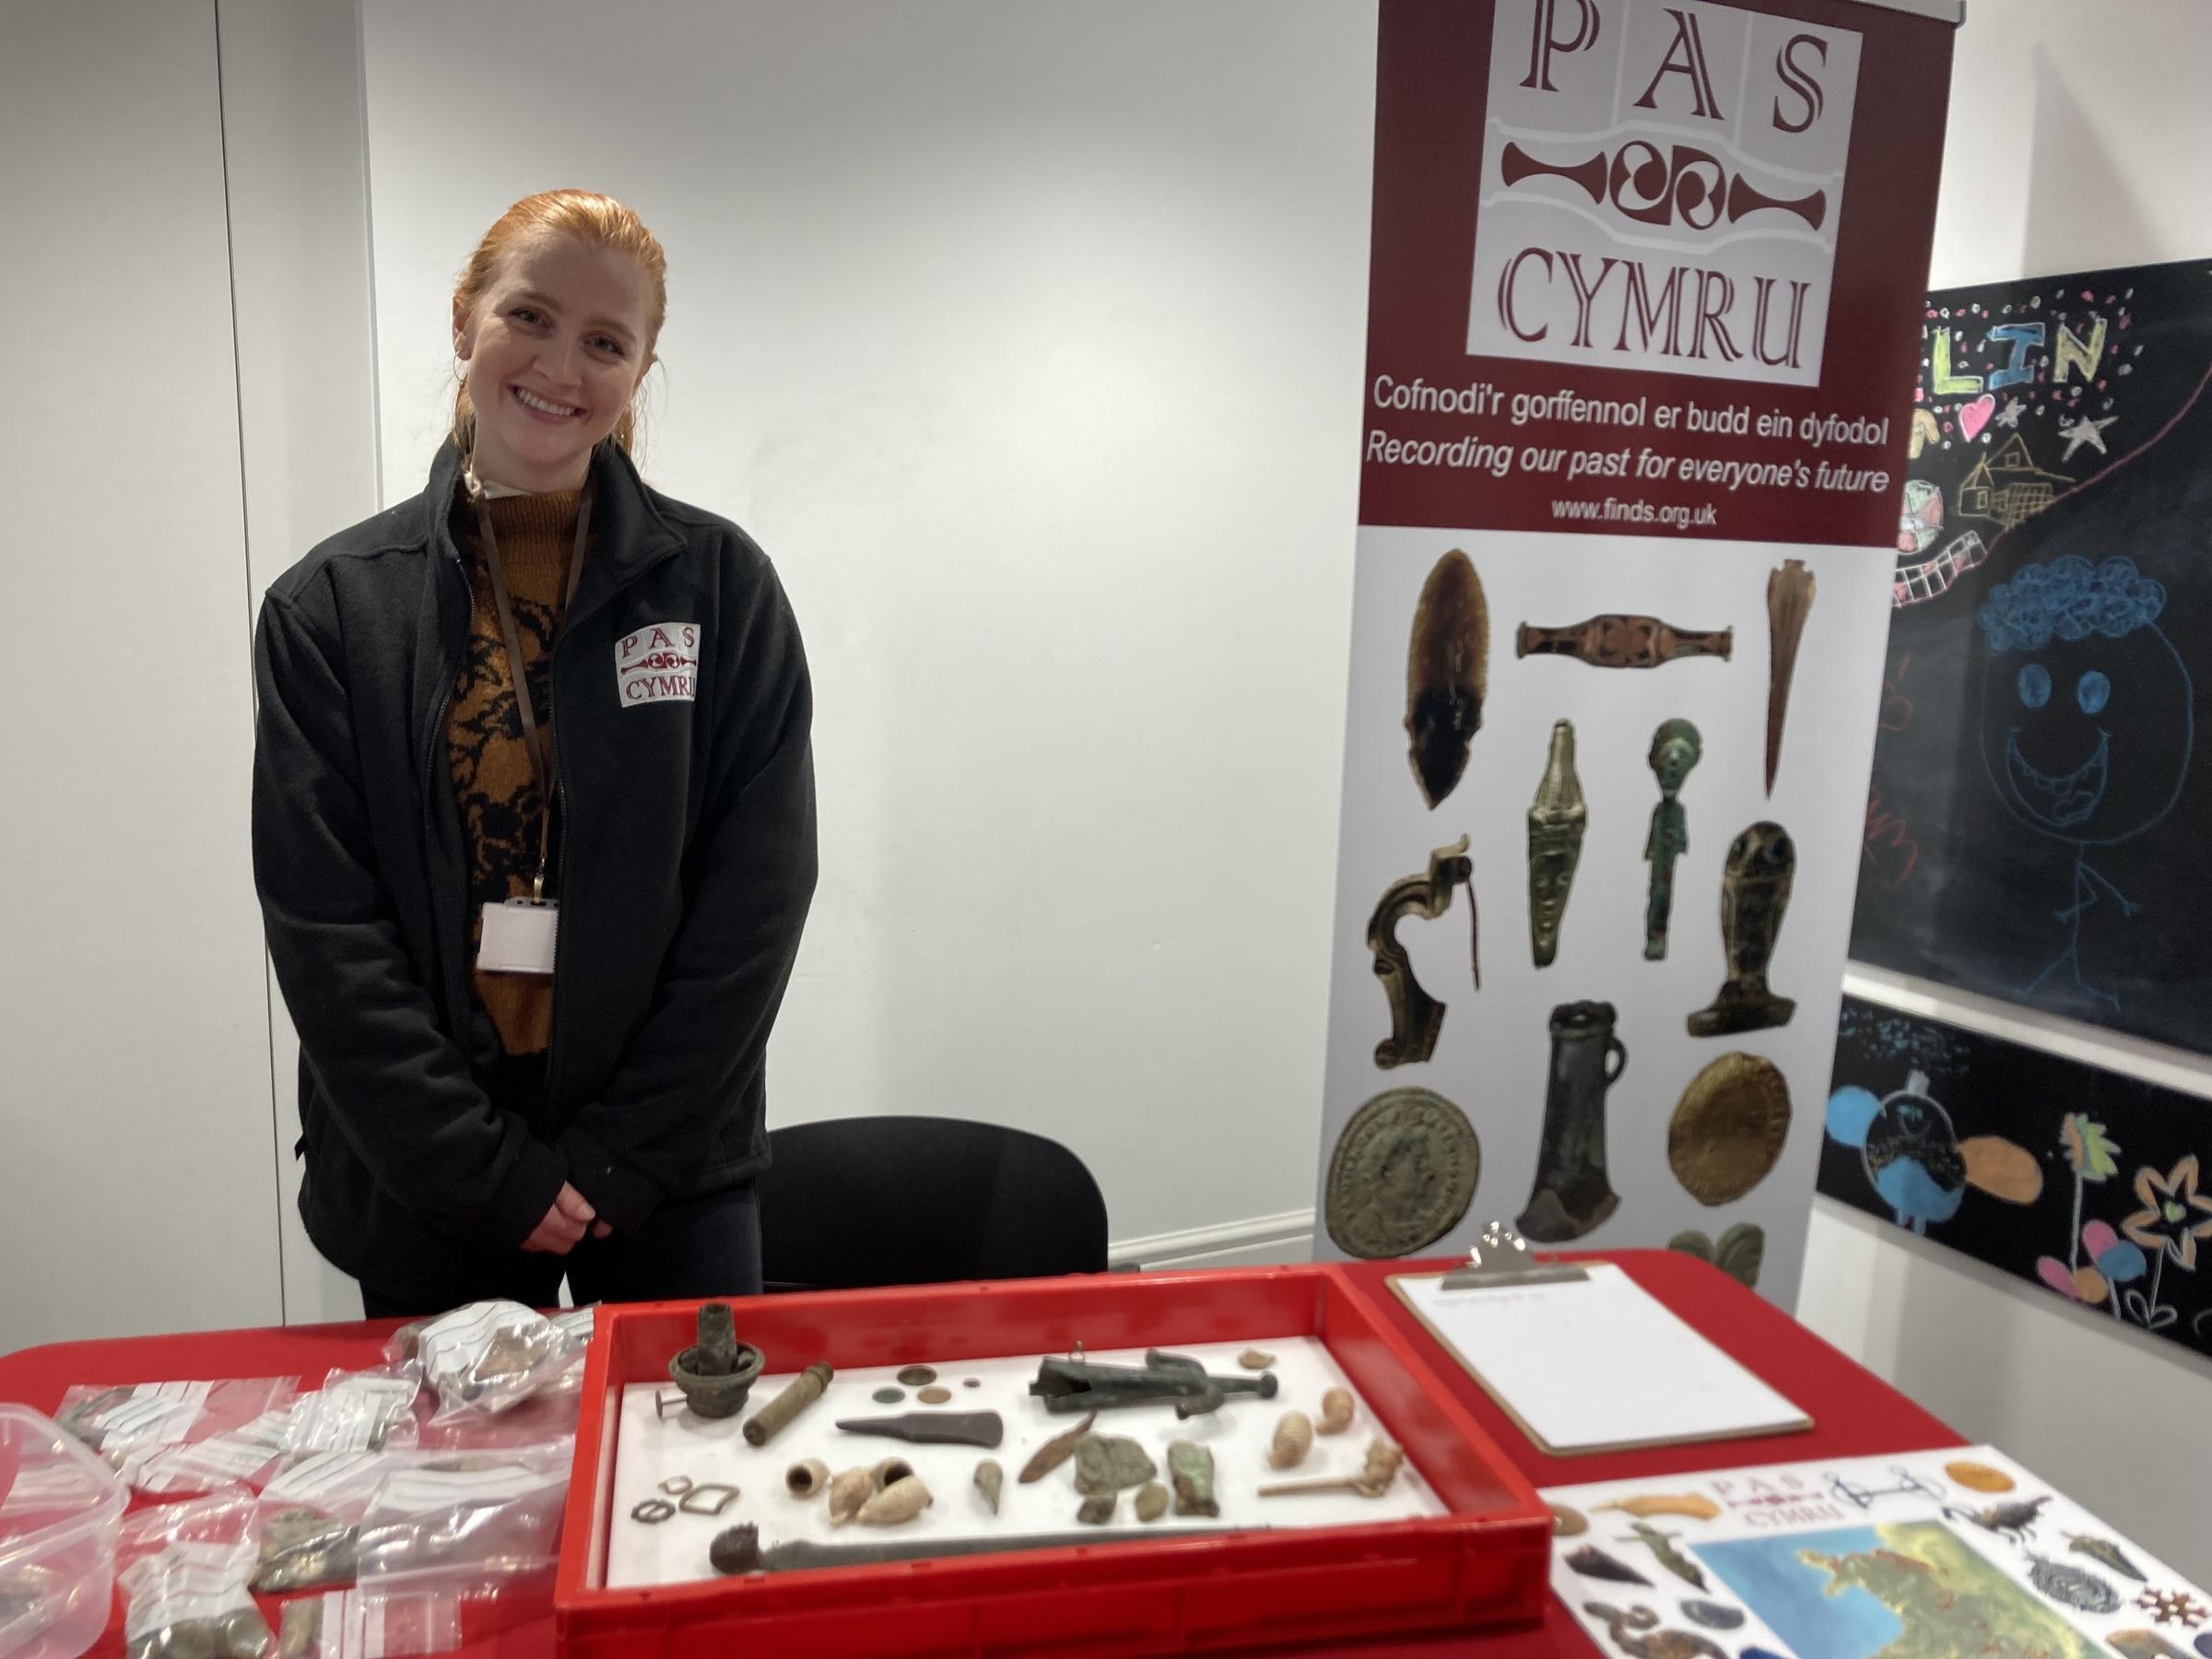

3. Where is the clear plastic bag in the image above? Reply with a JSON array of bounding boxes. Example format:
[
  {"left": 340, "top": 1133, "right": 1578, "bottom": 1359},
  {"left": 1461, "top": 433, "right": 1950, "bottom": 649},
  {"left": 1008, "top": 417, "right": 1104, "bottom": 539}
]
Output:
[
  {"left": 280, "top": 1367, "right": 423, "bottom": 1459},
  {"left": 59, "top": 1380, "right": 300, "bottom": 1486},
  {"left": 135, "top": 1408, "right": 294, "bottom": 1498},
  {"left": 115, "top": 1491, "right": 271, "bottom": 1659},
  {"left": 352, "top": 1445, "right": 569, "bottom": 1594},
  {"left": 275, "top": 1589, "right": 460, "bottom": 1659},
  {"left": 386, "top": 1304, "right": 582, "bottom": 1422}
]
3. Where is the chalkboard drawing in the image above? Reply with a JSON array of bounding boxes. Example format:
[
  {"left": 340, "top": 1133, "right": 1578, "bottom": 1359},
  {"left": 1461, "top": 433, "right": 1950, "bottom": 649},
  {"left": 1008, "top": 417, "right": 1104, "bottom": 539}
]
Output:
[
  {"left": 1405, "top": 549, "right": 1488, "bottom": 809},
  {"left": 1527, "top": 720, "right": 1587, "bottom": 968},
  {"left": 1956, "top": 432, "right": 2069, "bottom": 531},
  {"left": 1642, "top": 719, "right": 1701, "bottom": 959},
  {"left": 1365, "top": 835, "right": 1476, "bottom": 1068},
  {"left": 1766, "top": 560, "right": 1817, "bottom": 794},
  {"left": 2083, "top": 1154, "right": 2212, "bottom": 1333},
  {"left": 1974, "top": 553, "right": 2194, "bottom": 1012},
  {"left": 1825, "top": 1072, "right": 2041, "bottom": 1235},
  {"left": 2058, "top": 413, "right": 2119, "bottom": 462},
  {"left": 1897, "top": 478, "right": 1943, "bottom": 554},
  {"left": 1687, "top": 823, "right": 1796, "bottom": 1036},
  {"left": 1893, "top": 528, "right": 1987, "bottom": 608}
]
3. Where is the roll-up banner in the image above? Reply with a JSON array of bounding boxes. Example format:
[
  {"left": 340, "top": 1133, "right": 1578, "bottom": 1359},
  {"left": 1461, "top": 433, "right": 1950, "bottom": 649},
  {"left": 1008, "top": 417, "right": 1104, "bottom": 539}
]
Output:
[{"left": 1314, "top": 0, "right": 1958, "bottom": 1302}]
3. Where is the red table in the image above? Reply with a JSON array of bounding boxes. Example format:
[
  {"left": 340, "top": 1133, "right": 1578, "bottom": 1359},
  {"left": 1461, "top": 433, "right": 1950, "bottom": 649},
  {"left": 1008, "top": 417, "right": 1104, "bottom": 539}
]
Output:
[{"left": 0, "top": 1250, "right": 1962, "bottom": 1657}]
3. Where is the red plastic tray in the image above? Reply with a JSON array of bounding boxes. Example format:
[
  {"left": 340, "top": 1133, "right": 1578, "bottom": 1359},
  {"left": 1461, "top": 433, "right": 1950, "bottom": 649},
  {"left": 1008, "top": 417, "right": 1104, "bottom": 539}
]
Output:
[{"left": 555, "top": 1265, "right": 1549, "bottom": 1657}]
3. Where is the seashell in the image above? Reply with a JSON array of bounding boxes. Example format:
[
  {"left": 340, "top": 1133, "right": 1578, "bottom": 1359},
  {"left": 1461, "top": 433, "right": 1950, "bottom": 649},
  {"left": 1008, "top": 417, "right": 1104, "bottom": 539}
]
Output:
[
  {"left": 1317, "top": 1388, "right": 1354, "bottom": 1435},
  {"left": 869, "top": 1457, "right": 916, "bottom": 1494},
  {"left": 1238, "top": 1348, "right": 1277, "bottom": 1371},
  {"left": 1551, "top": 1503, "right": 1588, "bottom": 1536},
  {"left": 1077, "top": 1492, "right": 1116, "bottom": 1525},
  {"left": 1680, "top": 1599, "right": 1745, "bottom": 1631},
  {"left": 827, "top": 1467, "right": 872, "bottom": 1526},
  {"left": 1269, "top": 1411, "right": 1314, "bottom": 1470},
  {"left": 974, "top": 1460, "right": 1003, "bottom": 1515},
  {"left": 857, "top": 1475, "right": 933, "bottom": 1526},
  {"left": 1135, "top": 1482, "right": 1170, "bottom": 1523},
  {"left": 785, "top": 1459, "right": 830, "bottom": 1500}
]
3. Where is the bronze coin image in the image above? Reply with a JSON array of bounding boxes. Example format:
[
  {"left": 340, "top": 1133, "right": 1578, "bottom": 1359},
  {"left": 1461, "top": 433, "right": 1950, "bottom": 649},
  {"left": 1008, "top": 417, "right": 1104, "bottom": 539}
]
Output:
[
  {"left": 896, "top": 1366, "right": 937, "bottom": 1387},
  {"left": 1946, "top": 1460, "right": 2015, "bottom": 1493},
  {"left": 1668, "top": 1053, "right": 1791, "bottom": 1206},
  {"left": 872, "top": 1386, "right": 906, "bottom": 1406},
  {"left": 1324, "top": 1088, "right": 1481, "bottom": 1259},
  {"left": 917, "top": 1386, "right": 953, "bottom": 1405}
]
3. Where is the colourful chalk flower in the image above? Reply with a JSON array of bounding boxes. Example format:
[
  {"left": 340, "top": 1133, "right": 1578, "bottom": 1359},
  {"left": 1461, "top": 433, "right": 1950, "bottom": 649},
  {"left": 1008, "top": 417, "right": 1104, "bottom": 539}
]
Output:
[{"left": 2120, "top": 1155, "right": 2212, "bottom": 1271}]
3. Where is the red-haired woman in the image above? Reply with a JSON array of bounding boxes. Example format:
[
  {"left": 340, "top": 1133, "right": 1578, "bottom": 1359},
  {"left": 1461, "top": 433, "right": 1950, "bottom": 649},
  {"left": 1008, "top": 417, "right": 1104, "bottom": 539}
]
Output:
[{"left": 252, "top": 192, "right": 817, "bottom": 1316}]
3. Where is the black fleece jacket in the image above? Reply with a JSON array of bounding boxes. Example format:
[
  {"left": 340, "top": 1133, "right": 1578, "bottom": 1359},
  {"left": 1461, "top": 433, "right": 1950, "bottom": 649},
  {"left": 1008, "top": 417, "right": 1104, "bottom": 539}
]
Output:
[{"left": 251, "top": 434, "right": 817, "bottom": 1284}]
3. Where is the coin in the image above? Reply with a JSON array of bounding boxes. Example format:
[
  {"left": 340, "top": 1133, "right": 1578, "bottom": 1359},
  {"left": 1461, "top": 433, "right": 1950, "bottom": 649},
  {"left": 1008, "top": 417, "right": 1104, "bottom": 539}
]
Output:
[
  {"left": 917, "top": 1386, "right": 952, "bottom": 1405},
  {"left": 895, "top": 1366, "right": 936, "bottom": 1387},
  {"left": 1668, "top": 1053, "right": 1790, "bottom": 1206},
  {"left": 1324, "top": 1087, "right": 1481, "bottom": 1259},
  {"left": 872, "top": 1386, "right": 905, "bottom": 1405}
]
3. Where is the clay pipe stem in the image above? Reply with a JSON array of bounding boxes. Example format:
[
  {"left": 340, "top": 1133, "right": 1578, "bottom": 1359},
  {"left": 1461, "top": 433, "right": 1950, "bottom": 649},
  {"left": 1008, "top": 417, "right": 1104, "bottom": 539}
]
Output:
[{"left": 743, "top": 1362, "right": 833, "bottom": 1447}]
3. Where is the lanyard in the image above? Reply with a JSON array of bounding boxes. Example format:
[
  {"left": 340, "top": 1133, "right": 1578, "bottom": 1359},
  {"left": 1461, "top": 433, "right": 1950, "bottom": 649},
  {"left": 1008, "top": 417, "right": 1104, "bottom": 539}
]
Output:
[{"left": 463, "top": 453, "right": 595, "bottom": 902}]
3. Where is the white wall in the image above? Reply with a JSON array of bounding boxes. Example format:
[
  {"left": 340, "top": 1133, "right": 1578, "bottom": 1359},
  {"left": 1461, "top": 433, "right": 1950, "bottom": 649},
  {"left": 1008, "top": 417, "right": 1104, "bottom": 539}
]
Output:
[
  {"left": 0, "top": 1, "right": 284, "bottom": 1345},
  {"left": 1794, "top": 0, "right": 2212, "bottom": 1582},
  {"left": 217, "top": 0, "right": 385, "bottom": 1324}
]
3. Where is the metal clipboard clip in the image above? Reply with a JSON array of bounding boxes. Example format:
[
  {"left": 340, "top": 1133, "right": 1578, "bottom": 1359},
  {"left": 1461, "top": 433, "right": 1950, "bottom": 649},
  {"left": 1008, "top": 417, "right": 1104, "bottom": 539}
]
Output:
[{"left": 1438, "top": 1220, "right": 1588, "bottom": 1291}]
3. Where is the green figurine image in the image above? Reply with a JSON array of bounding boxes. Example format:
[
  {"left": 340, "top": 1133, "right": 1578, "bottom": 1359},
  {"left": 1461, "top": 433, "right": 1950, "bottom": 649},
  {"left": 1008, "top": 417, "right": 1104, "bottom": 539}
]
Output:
[{"left": 1643, "top": 719, "right": 1703, "bottom": 960}]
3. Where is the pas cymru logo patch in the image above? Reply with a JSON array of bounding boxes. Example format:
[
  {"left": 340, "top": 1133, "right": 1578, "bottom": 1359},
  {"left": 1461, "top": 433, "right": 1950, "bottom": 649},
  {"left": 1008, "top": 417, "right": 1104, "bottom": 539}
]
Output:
[{"left": 615, "top": 621, "right": 700, "bottom": 705}]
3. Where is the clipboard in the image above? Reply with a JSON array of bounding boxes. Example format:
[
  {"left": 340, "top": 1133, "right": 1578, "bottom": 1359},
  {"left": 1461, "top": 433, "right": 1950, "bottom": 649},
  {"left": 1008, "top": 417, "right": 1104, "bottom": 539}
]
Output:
[{"left": 1387, "top": 1261, "right": 1813, "bottom": 1457}]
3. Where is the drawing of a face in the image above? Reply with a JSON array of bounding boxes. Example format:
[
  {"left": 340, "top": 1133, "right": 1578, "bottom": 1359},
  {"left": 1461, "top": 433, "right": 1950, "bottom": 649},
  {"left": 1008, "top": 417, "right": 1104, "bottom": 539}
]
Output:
[{"left": 1976, "top": 555, "right": 2194, "bottom": 847}]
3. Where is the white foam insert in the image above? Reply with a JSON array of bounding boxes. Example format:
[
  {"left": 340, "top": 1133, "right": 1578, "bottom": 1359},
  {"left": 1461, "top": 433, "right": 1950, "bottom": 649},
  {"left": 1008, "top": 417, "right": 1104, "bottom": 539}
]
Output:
[{"left": 606, "top": 1335, "right": 1448, "bottom": 1586}]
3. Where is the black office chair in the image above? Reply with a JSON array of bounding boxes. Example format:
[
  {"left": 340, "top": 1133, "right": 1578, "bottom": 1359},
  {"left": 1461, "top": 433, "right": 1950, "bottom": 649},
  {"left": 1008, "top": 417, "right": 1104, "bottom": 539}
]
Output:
[{"left": 756, "top": 1116, "right": 1110, "bottom": 1292}]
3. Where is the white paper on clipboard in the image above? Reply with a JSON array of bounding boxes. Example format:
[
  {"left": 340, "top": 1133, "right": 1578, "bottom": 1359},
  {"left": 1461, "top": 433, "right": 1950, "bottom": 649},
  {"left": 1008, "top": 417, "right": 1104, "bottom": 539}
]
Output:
[{"left": 1391, "top": 1263, "right": 1810, "bottom": 1455}]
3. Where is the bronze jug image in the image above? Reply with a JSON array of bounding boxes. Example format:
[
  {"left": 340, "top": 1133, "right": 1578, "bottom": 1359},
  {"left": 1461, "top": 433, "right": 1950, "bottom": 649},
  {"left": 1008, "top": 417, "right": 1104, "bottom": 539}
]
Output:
[{"left": 1515, "top": 1000, "right": 1627, "bottom": 1243}]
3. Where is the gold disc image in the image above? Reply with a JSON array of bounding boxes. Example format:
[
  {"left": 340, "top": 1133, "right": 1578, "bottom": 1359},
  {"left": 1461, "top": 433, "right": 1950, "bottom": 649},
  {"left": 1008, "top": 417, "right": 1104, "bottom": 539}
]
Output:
[{"left": 1668, "top": 1053, "right": 1791, "bottom": 1206}]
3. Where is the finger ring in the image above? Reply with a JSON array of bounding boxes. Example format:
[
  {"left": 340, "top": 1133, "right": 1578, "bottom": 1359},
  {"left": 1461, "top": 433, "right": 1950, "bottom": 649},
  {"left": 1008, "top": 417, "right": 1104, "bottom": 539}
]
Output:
[{"left": 630, "top": 1499, "right": 677, "bottom": 1524}]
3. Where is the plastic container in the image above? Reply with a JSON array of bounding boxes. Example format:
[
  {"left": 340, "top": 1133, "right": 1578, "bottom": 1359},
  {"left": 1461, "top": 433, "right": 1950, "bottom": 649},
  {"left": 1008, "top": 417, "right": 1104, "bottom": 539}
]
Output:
[
  {"left": 556, "top": 1264, "right": 1550, "bottom": 1658},
  {"left": 0, "top": 1404, "right": 129, "bottom": 1659}
]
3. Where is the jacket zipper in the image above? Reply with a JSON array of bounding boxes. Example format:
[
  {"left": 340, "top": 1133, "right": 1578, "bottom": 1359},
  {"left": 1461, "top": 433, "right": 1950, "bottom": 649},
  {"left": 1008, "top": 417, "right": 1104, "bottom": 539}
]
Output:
[
  {"left": 543, "top": 750, "right": 571, "bottom": 1121},
  {"left": 421, "top": 578, "right": 465, "bottom": 1034}
]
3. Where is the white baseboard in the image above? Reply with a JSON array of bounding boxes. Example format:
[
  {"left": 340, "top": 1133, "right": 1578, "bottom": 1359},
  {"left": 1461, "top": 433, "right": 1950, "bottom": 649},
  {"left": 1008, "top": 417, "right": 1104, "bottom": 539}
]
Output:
[{"left": 1110, "top": 1209, "right": 1316, "bottom": 1272}]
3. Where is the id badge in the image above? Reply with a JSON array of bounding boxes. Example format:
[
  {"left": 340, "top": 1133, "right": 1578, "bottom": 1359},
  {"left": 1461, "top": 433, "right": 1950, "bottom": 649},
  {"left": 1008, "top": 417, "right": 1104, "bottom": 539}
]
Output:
[{"left": 479, "top": 899, "right": 559, "bottom": 975}]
